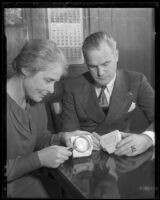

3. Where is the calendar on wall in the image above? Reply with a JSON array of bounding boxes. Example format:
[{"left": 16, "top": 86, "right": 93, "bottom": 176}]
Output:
[{"left": 47, "top": 8, "right": 84, "bottom": 64}]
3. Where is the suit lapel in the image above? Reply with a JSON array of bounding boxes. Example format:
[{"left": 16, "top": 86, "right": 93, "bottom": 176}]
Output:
[
  {"left": 104, "top": 70, "right": 134, "bottom": 126},
  {"left": 78, "top": 70, "right": 134, "bottom": 125},
  {"left": 78, "top": 73, "right": 106, "bottom": 123}
]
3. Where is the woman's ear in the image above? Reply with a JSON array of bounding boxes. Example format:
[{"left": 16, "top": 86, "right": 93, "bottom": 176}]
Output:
[{"left": 21, "top": 68, "right": 30, "bottom": 77}]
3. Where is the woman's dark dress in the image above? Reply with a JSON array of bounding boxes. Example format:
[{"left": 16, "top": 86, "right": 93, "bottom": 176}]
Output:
[{"left": 7, "top": 94, "right": 60, "bottom": 198}]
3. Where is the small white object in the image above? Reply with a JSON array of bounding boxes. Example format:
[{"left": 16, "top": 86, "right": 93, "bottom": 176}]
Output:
[
  {"left": 100, "top": 130, "right": 121, "bottom": 154},
  {"left": 128, "top": 102, "right": 136, "bottom": 112},
  {"left": 71, "top": 135, "right": 93, "bottom": 158}
]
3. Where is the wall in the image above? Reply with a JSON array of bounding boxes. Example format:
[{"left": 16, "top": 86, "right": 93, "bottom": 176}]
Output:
[
  {"left": 89, "top": 8, "right": 155, "bottom": 88},
  {"left": 5, "top": 8, "right": 155, "bottom": 87},
  {"left": 5, "top": 26, "right": 28, "bottom": 77}
]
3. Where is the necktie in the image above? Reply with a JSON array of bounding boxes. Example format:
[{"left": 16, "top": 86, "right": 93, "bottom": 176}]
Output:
[{"left": 98, "top": 86, "right": 109, "bottom": 114}]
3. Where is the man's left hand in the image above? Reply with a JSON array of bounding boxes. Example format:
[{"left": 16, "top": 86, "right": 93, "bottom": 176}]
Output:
[{"left": 114, "top": 132, "right": 153, "bottom": 156}]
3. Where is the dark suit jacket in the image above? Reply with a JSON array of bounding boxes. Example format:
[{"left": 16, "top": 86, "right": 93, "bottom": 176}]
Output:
[{"left": 61, "top": 70, "right": 154, "bottom": 135}]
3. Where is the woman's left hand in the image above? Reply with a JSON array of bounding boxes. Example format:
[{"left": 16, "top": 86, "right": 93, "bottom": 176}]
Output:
[
  {"left": 91, "top": 132, "right": 101, "bottom": 151},
  {"left": 59, "top": 130, "right": 91, "bottom": 147},
  {"left": 114, "top": 132, "right": 153, "bottom": 156}
]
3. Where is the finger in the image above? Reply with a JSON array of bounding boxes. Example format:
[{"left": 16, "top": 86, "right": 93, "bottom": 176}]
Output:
[
  {"left": 59, "top": 155, "right": 70, "bottom": 161},
  {"left": 92, "top": 133, "right": 100, "bottom": 142},
  {"left": 125, "top": 151, "right": 138, "bottom": 156},
  {"left": 115, "top": 143, "right": 133, "bottom": 156},
  {"left": 125, "top": 146, "right": 141, "bottom": 156},
  {"left": 58, "top": 146, "right": 73, "bottom": 156},
  {"left": 93, "top": 141, "right": 101, "bottom": 148},
  {"left": 65, "top": 138, "right": 72, "bottom": 147},
  {"left": 120, "top": 132, "right": 131, "bottom": 138},
  {"left": 93, "top": 145, "right": 101, "bottom": 151},
  {"left": 92, "top": 135, "right": 101, "bottom": 150},
  {"left": 116, "top": 136, "right": 132, "bottom": 148},
  {"left": 73, "top": 130, "right": 91, "bottom": 136},
  {"left": 92, "top": 136, "right": 100, "bottom": 145},
  {"left": 92, "top": 132, "right": 100, "bottom": 140},
  {"left": 57, "top": 158, "right": 68, "bottom": 166},
  {"left": 115, "top": 147, "right": 131, "bottom": 156},
  {"left": 92, "top": 139, "right": 101, "bottom": 150}
]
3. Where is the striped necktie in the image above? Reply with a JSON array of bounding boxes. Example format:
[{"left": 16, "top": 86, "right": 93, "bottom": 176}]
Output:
[{"left": 98, "top": 86, "right": 109, "bottom": 114}]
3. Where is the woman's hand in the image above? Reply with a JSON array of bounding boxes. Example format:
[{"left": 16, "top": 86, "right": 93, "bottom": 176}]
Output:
[
  {"left": 59, "top": 130, "right": 91, "bottom": 147},
  {"left": 59, "top": 130, "right": 101, "bottom": 151},
  {"left": 114, "top": 132, "right": 153, "bottom": 156},
  {"left": 91, "top": 132, "right": 101, "bottom": 151},
  {"left": 38, "top": 145, "right": 72, "bottom": 168}
]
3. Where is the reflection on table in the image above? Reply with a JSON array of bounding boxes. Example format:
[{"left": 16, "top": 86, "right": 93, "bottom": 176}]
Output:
[{"left": 49, "top": 147, "right": 155, "bottom": 199}]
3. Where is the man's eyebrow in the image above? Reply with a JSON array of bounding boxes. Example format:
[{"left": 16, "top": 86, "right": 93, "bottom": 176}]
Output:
[
  {"left": 44, "top": 77, "right": 56, "bottom": 81},
  {"left": 102, "top": 60, "right": 111, "bottom": 65},
  {"left": 88, "top": 64, "right": 97, "bottom": 67},
  {"left": 88, "top": 60, "right": 111, "bottom": 67}
]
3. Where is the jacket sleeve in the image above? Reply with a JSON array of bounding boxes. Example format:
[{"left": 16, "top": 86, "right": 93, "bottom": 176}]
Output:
[
  {"left": 7, "top": 152, "right": 41, "bottom": 182},
  {"left": 61, "top": 83, "right": 80, "bottom": 131},
  {"left": 137, "top": 74, "right": 155, "bottom": 130}
]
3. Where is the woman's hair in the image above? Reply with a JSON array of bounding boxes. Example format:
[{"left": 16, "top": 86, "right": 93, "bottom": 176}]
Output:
[
  {"left": 12, "top": 39, "right": 68, "bottom": 76},
  {"left": 82, "top": 31, "right": 117, "bottom": 60}
]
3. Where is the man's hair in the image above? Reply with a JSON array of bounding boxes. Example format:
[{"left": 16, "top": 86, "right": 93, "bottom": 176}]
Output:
[
  {"left": 12, "top": 39, "right": 68, "bottom": 76},
  {"left": 82, "top": 32, "right": 117, "bottom": 59}
]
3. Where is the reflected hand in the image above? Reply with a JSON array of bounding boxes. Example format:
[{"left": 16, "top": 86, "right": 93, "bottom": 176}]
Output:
[
  {"left": 59, "top": 130, "right": 91, "bottom": 147},
  {"left": 114, "top": 147, "right": 154, "bottom": 173},
  {"left": 114, "top": 132, "right": 153, "bottom": 156},
  {"left": 60, "top": 164, "right": 74, "bottom": 179},
  {"left": 38, "top": 145, "right": 72, "bottom": 168}
]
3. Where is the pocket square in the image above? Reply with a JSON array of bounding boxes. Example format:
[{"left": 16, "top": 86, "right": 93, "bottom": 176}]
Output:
[{"left": 128, "top": 102, "right": 136, "bottom": 112}]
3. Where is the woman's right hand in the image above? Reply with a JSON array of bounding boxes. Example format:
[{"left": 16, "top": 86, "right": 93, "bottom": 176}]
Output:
[{"left": 38, "top": 145, "right": 72, "bottom": 168}]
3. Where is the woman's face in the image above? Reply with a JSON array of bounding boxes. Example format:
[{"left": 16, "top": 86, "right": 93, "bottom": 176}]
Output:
[{"left": 23, "top": 62, "right": 64, "bottom": 102}]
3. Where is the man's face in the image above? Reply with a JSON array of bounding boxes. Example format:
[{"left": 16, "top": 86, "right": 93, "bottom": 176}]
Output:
[
  {"left": 86, "top": 42, "right": 118, "bottom": 86},
  {"left": 23, "top": 62, "right": 63, "bottom": 102}
]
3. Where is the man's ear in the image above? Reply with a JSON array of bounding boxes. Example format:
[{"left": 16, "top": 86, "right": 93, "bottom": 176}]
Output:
[{"left": 115, "top": 50, "right": 119, "bottom": 62}]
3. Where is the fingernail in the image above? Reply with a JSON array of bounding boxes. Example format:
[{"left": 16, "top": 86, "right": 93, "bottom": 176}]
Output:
[{"left": 68, "top": 147, "right": 73, "bottom": 152}]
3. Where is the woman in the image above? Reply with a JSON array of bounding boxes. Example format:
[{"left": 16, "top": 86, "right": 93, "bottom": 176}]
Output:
[{"left": 6, "top": 39, "right": 88, "bottom": 198}]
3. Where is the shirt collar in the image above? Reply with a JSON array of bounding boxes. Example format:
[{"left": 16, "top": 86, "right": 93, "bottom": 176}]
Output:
[
  {"left": 106, "top": 72, "right": 116, "bottom": 94},
  {"left": 94, "top": 72, "right": 116, "bottom": 95}
]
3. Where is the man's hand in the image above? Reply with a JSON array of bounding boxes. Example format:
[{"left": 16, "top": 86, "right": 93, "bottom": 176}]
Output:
[
  {"left": 114, "top": 132, "right": 153, "bottom": 156},
  {"left": 59, "top": 130, "right": 91, "bottom": 147},
  {"left": 114, "top": 147, "right": 154, "bottom": 173}
]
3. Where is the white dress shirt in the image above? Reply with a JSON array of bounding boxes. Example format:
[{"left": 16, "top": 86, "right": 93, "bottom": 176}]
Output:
[
  {"left": 95, "top": 73, "right": 116, "bottom": 104},
  {"left": 94, "top": 73, "right": 155, "bottom": 146}
]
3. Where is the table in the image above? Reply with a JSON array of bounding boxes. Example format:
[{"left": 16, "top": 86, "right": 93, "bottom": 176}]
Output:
[{"left": 49, "top": 147, "right": 155, "bottom": 199}]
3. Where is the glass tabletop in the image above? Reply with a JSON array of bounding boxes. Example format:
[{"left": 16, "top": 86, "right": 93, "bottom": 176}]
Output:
[{"left": 49, "top": 147, "right": 155, "bottom": 199}]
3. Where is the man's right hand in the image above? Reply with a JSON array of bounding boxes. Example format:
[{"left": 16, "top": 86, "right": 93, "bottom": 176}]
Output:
[{"left": 38, "top": 145, "right": 72, "bottom": 168}]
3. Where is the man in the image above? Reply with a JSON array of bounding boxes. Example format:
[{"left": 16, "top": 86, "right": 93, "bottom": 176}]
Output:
[{"left": 61, "top": 32, "right": 155, "bottom": 156}]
